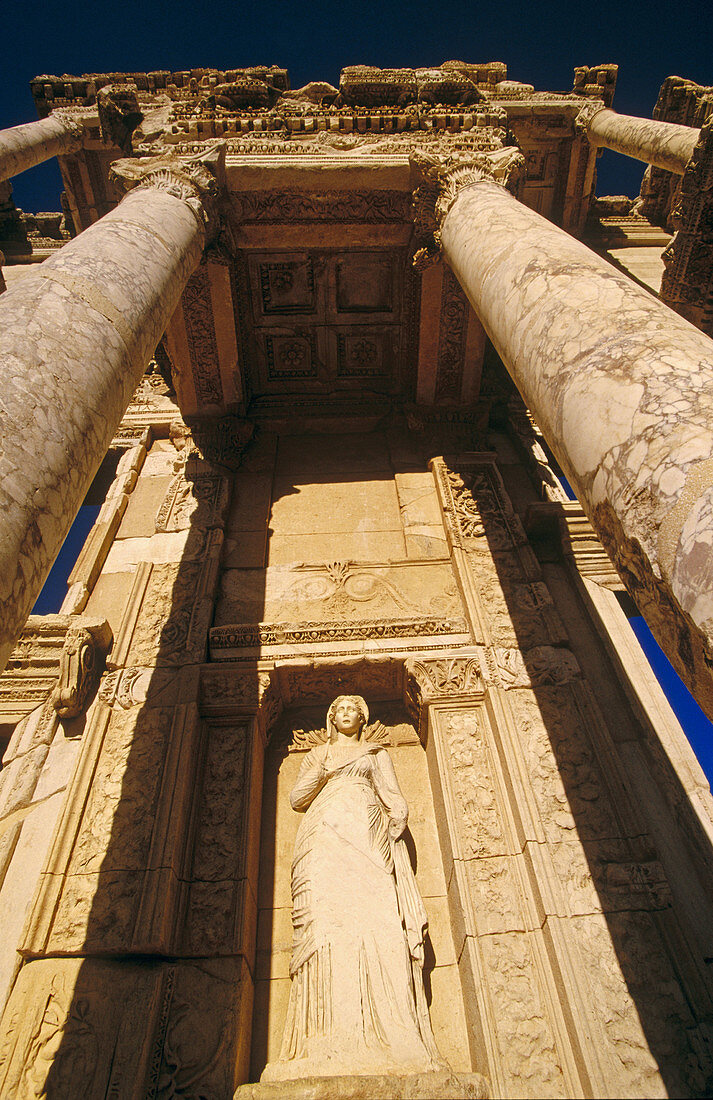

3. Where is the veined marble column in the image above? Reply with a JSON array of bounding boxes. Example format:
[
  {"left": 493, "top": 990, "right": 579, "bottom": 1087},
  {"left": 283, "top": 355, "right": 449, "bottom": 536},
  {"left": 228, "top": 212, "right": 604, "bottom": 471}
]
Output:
[
  {"left": 0, "top": 113, "right": 84, "bottom": 183},
  {"left": 580, "top": 102, "right": 700, "bottom": 175},
  {"left": 0, "top": 148, "right": 224, "bottom": 672},
  {"left": 421, "top": 153, "right": 713, "bottom": 719}
]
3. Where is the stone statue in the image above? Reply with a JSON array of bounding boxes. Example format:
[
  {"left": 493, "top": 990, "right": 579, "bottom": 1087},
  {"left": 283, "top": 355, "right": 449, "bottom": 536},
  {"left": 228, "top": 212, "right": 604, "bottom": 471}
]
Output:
[{"left": 262, "top": 694, "right": 444, "bottom": 1082}]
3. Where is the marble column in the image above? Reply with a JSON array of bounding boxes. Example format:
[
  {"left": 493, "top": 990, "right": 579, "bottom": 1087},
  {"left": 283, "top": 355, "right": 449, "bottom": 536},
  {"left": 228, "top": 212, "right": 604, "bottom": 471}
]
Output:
[
  {"left": 425, "top": 153, "right": 713, "bottom": 719},
  {"left": 0, "top": 113, "right": 84, "bottom": 183},
  {"left": 0, "top": 149, "right": 223, "bottom": 673},
  {"left": 580, "top": 103, "right": 700, "bottom": 175}
]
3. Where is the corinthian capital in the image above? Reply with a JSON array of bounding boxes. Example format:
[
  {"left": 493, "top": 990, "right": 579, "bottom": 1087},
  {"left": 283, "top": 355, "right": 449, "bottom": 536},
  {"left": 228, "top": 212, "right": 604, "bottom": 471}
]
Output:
[
  {"left": 109, "top": 142, "right": 227, "bottom": 240},
  {"left": 411, "top": 146, "right": 526, "bottom": 267},
  {"left": 49, "top": 105, "right": 93, "bottom": 140},
  {"left": 411, "top": 146, "right": 525, "bottom": 267},
  {"left": 574, "top": 99, "right": 609, "bottom": 135}
]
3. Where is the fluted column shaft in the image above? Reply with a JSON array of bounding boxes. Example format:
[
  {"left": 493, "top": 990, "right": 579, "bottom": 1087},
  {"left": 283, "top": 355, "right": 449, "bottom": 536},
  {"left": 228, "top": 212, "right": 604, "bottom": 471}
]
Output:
[
  {"left": 0, "top": 114, "right": 83, "bottom": 183},
  {"left": 0, "top": 178, "right": 207, "bottom": 671},
  {"left": 584, "top": 106, "right": 699, "bottom": 174},
  {"left": 440, "top": 177, "right": 713, "bottom": 719}
]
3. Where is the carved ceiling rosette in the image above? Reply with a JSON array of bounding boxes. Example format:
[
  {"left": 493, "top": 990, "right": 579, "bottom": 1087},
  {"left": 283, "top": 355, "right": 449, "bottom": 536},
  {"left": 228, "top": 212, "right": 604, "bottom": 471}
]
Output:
[{"left": 410, "top": 144, "right": 526, "bottom": 268}]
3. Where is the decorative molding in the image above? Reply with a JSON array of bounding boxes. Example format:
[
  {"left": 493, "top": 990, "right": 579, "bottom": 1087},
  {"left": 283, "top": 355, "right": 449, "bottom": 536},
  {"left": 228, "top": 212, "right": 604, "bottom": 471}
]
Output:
[
  {"left": 155, "top": 470, "right": 229, "bottom": 532},
  {"left": 574, "top": 99, "right": 609, "bottom": 136},
  {"left": 177, "top": 416, "right": 254, "bottom": 470},
  {"left": 484, "top": 644, "right": 581, "bottom": 689},
  {"left": 96, "top": 84, "right": 143, "bottom": 152},
  {"left": 209, "top": 615, "right": 469, "bottom": 653},
  {"left": 435, "top": 266, "right": 470, "bottom": 401},
  {"left": 432, "top": 457, "right": 528, "bottom": 550},
  {"left": 181, "top": 264, "right": 225, "bottom": 406},
  {"left": 661, "top": 118, "right": 713, "bottom": 336},
  {"left": 232, "top": 189, "right": 412, "bottom": 224}
]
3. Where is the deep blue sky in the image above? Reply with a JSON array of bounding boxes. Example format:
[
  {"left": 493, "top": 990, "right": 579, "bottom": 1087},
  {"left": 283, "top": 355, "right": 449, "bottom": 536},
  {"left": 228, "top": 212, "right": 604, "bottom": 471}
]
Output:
[{"left": 1, "top": 0, "right": 711, "bottom": 210}]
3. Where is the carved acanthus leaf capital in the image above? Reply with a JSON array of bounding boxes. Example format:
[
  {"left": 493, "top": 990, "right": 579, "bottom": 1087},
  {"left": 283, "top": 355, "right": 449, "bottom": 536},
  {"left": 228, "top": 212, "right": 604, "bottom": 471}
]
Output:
[
  {"left": 574, "top": 99, "right": 609, "bottom": 136},
  {"left": 405, "top": 653, "right": 484, "bottom": 731},
  {"left": 411, "top": 146, "right": 526, "bottom": 268},
  {"left": 50, "top": 105, "right": 93, "bottom": 141},
  {"left": 110, "top": 142, "right": 227, "bottom": 240}
]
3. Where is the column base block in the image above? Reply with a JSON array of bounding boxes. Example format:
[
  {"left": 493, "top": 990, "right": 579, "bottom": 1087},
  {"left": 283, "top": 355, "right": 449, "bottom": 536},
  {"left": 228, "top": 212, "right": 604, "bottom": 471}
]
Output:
[{"left": 235, "top": 1070, "right": 490, "bottom": 1100}]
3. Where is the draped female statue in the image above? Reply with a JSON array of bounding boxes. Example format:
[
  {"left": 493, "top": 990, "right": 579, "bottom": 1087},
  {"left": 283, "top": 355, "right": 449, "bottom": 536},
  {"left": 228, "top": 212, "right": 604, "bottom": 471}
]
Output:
[{"left": 262, "top": 694, "right": 444, "bottom": 1082}]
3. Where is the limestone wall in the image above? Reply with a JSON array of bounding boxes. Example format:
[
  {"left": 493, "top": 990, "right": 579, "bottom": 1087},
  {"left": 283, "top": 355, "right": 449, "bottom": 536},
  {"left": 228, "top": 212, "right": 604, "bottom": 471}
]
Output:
[{"left": 1, "top": 384, "right": 713, "bottom": 1098}]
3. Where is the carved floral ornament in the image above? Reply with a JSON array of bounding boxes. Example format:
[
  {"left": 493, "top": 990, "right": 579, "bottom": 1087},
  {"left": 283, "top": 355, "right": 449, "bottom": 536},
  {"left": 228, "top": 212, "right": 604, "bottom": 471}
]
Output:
[
  {"left": 410, "top": 146, "right": 526, "bottom": 267},
  {"left": 109, "top": 142, "right": 227, "bottom": 238},
  {"left": 573, "top": 98, "right": 609, "bottom": 136}
]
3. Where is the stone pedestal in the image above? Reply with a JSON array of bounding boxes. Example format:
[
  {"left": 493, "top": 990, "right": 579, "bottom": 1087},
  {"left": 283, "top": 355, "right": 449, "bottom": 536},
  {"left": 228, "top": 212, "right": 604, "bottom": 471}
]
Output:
[
  {"left": 0, "top": 152, "right": 222, "bottom": 672},
  {"left": 436, "top": 164, "right": 713, "bottom": 719},
  {"left": 582, "top": 104, "right": 699, "bottom": 174},
  {"left": 0, "top": 113, "right": 84, "bottom": 183},
  {"left": 235, "top": 1071, "right": 489, "bottom": 1100}
]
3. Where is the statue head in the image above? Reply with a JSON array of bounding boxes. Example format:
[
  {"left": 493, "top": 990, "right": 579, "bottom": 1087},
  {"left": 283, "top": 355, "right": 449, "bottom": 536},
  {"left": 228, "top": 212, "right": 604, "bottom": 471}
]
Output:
[{"left": 326, "top": 695, "right": 369, "bottom": 741}]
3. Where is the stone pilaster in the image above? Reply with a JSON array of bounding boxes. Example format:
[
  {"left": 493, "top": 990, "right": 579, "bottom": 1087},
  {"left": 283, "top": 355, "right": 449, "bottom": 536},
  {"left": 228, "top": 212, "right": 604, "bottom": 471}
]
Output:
[
  {"left": 577, "top": 101, "right": 700, "bottom": 175},
  {"left": 0, "top": 146, "right": 225, "bottom": 674},
  {"left": 416, "top": 150, "right": 713, "bottom": 721},
  {"left": 0, "top": 111, "right": 85, "bottom": 183}
]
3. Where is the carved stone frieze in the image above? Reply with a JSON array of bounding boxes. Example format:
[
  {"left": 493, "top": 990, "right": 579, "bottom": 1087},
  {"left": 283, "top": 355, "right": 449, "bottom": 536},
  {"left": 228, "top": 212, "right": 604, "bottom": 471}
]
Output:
[
  {"left": 479, "top": 932, "right": 568, "bottom": 1096},
  {"left": 435, "top": 266, "right": 470, "bottom": 401},
  {"left": 339, "top": 65, "right": 484, "bottom": 109},
  {"left": 209, "top": 616, "right": 469, "bottom": 654},
  {"left": 0, "top": 956, "right": 250, "bottom": 1099},
  {"left": 660, "top": 117, "right": 713, "bottom": 335},
  {"left": 276, "top": 659, "right": 404, "bottom": 707},
  {"left": 232, "top": 189, "right": 412, "bottom": 224},
  {"left": 431, "top": 457, "right": 528, "bottom": 551},
  {"left": 180, "top": 264, "right": 225, "bottom": 406},
  {"left": 96, "top": 83, "right": 144, "bottom": 152},
  {"left": 155, "top": 469, "right": 229, "bottom": 532},
  {"left": 174, "top": 416, "right": 254, "bottom": 470},
  {"left": 573, "top": 98, "right": 608, "bottom": 136},
  {"left": 199, "top": 668, "right": 283, "bottom": 732}
]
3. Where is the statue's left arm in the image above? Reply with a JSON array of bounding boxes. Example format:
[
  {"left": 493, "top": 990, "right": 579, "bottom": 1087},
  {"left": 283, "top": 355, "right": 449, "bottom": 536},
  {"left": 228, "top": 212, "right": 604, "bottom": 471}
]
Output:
[{"left": 371, "top": 749, "right": 408, "bottom": 839}]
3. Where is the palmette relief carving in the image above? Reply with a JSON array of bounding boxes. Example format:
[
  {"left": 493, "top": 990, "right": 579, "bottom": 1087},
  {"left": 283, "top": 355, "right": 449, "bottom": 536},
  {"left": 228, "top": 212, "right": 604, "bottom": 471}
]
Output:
[{"left": 263, "top": 694, "right": 445, "bottom": 1082}]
